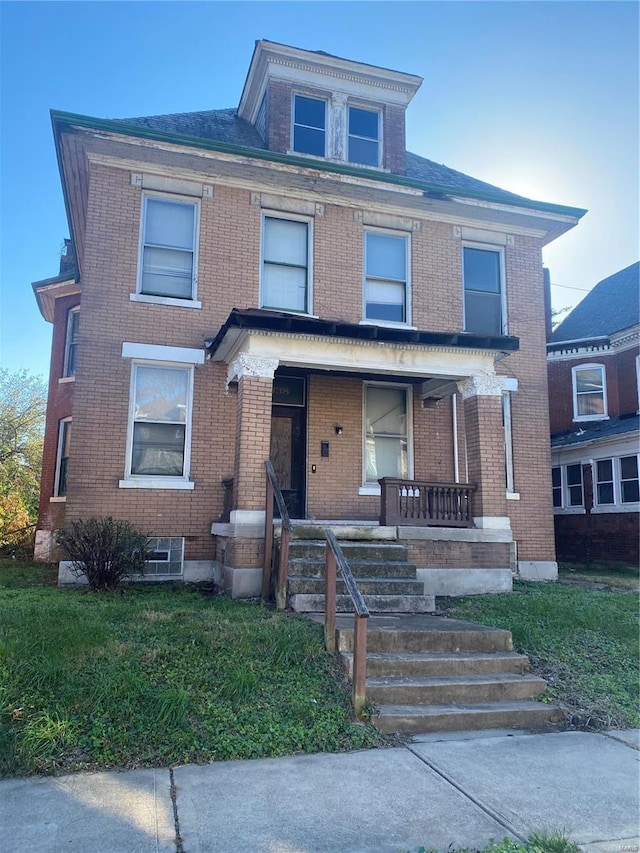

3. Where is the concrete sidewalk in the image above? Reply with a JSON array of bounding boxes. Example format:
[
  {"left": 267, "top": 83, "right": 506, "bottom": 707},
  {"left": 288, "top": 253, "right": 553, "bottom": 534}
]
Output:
[{"left": 1, "top": 729, "right": 638, "bottom": 853}]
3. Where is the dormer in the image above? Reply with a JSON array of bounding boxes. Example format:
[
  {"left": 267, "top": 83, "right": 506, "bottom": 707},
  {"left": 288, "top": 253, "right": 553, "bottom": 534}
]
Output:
[{"left": 238, "top": 40, "right": 422, "bottom": 176}]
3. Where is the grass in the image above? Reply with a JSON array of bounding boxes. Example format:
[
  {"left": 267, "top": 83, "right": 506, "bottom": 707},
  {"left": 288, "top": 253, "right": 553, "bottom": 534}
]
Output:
[
  {"left": 441, "top": 580, "right": 639, "bottom": 731},
  {"left": 411, "top": 831, "right": 581, "bottom": 852},
  {"left": 558, "top": 560, "right": 639, "bottom": 592},
  {"left": 0, "top": 559, "right": 384, "bottom": 777}
]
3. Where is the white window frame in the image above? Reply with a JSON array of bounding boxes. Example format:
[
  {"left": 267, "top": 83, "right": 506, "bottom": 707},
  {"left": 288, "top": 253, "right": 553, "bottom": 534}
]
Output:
[
  {"left": 571, "top": 363, "right": 608, "bottom": 422},
  {"left": 135, "top": 194, "right": 200, "bottom": 307},
  {"left": 259, "top": 211, "right": 313, "bottom": 315},
  {"left": 502, "top": 390, "right": 519, "bottom": 498},
  {"left": 462, "top": 242, "right": 507, "bottom": 336},
  {"left": 362, "top": 227, "right": 411, "bottom": 327},
  {"left": 552, "top": 462, "right": 585, "bottom": 513},
  {"left": 62, "top": 307, "right": 79, "bottom": 379},
  {"left": 619, "top": 454, "right": 640, "bottom": 505},
  {"left": 120, "top": 360, "right": 195, "bottom": 490},
  {"left": 291, "top": 93, "right": 328, "bottom": 158},
  {"left": 53, "top": 417, "right": 72, "bottom": 499},
  {"left": 594, "top": 457, "right": 616, "bottom": 507},
  {"left": 360, "top": 381, "right": 413, "bottom": 495},
  {"left": 636, "top": 354, "right": 640, "bottom": 414},
  {"left": 347, "top": 103, "right": 383, "bottom": 168},
  {"left": 591, "top": 454, "right": 640, "bottom": 512}
]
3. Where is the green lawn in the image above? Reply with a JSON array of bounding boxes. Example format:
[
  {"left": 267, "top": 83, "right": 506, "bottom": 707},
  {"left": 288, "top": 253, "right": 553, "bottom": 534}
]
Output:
[
  {"left": 0, "top": 560, "right": 383, "bottom": 777},
  {"left": 558, "top": 560, "right": 639, "bottom": 592},
  {"left": 442, "top": 580, "right": 639, "bottom": 730}
]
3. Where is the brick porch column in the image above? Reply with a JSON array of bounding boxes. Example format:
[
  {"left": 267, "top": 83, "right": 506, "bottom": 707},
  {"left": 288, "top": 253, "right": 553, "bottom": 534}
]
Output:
[
  {"left": 458, "top": 374, "right": 508, "bottom": 528},
  {"left": 228, "top": 353, "right": 279, "bottom": 516}
]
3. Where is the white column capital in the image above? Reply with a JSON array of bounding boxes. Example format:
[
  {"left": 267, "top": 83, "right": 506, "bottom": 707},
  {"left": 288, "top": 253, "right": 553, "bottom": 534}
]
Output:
[
  {"left": 227, "top": 353, "right": 279, "bottom": 384},
  {"left": 458, "top": 373, "right": 504, "bottom": 399}
]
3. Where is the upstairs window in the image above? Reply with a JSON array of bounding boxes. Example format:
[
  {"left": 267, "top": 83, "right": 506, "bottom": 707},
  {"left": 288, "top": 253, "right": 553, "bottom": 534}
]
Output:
[
  {"left": 463, "top": 246, "right": 504, "bottom": 336},
  {"left": 364, "top": 231, "right": 409, "bottom": 323},
  {"left": 140, "top": 197, "right": 197, "bottom": 300},
  {"left": 572, "top": 364, "right": 607, "bottom": 420},
  {"left": 63, "top": 308, "right": 79, "bottom": 378},
  {"left": 292, "top": 95, "right": 326, "bottom": 157},
  {"left": 348, "top": 106, "right": 380, "bottom": 167},
  {"left": 128, "top": 364, "right": 192, "bottom": 479},
  {"left": 261, "top": 216, "right": 311, "bottom": 313}
]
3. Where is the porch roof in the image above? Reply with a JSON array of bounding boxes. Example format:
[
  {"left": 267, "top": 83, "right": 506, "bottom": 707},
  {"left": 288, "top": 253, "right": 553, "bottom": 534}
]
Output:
[{"left": 205, "top": 308, "right": 519, "bottom": 361}]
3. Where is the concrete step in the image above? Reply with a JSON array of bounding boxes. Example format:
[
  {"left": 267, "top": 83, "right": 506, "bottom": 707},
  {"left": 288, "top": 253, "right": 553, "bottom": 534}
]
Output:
[
  {"left": 336, "top": 616, "right": 513, "bottom": 654},
  {"left": 365, "top": 673, "right": 548, "bottom": 705},
  {"left": 289, "top": 593, "right": 436, "bottom": 614},
  {"left": 288, "top": 577, "right": 424, "bottom": 596},
  {"left": 288, "top": 558, "right": 418, "bottom": 579},
  {"left": 288, "top": 541, "right": 408, "bottom": 562},
  {"left": 340, "top": 650, "right": 531, "bottom": 678},
  {"left": 289, "top": 524, "right": 397, "bottom": 542},
  {"left": 372, "top": 701, "right": 565, "bottom": 734}
]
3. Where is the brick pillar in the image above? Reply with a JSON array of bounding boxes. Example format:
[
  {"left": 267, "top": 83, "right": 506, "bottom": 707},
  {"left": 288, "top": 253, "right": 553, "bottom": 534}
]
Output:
[
  {"left": 228, "top": 353, "right": 279, "bottom": 514},
  {"left": 458, "top": 375, "right": 508, "bottom": 525}
]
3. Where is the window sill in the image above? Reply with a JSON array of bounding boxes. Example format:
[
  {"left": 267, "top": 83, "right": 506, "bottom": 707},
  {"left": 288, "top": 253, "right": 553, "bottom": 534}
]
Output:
[
  {"left": 591, "top": 503, "right": 640, "bottom": 514},
  {"left": 50, "top": 496, "right": 66, "bottom": 503},
  {"left": 119, "top": 478, "right": 195, "bottom": 490},
  {"left": 130, "top": 293, "right": 202, "bottom": 310},
  {"left": 506, "top": 492, "right": 520, "bottom": 500},
  {"left": 573, "top": 415, "right": 609, "bottom": 423},
  {"left": 359, "top": 485, "right": 381, "bottom": 496},
  {"left": 58, "top": 376, "right": 75, "bottom": 384},
  {"left": 359, "top": 320, "right": 416, "bottom": 331},
  {"left": 553, "top": 506, "right": 586, "bottom": 515},
  {"left": 260, "top": 306, "right": 318, "bottom": 319}
]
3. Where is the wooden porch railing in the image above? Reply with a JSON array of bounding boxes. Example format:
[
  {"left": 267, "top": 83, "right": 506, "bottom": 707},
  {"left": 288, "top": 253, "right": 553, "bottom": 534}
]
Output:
[
  {"left": 262, "top": 460, "right": 291, "bottom": 610},
  {"left": 379, "top": 478, "right": 476, "bottom": 527},
  {"left": 323, "top": 529, "right": 369, "bottom": 718}
]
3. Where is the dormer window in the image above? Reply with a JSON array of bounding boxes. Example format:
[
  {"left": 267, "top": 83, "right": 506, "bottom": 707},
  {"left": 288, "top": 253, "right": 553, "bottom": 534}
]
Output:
[
  {"left": 292, "top": 95, "right": 326, "bottom": 157},
  {"left": 348, "top": 106, "right": 380, "bottom": 167}
]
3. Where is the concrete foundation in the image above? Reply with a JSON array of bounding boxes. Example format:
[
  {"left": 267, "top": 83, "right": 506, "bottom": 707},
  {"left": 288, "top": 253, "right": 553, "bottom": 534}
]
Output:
[{"left": 417, "top": 567, "right": 512, "bottom": 596}]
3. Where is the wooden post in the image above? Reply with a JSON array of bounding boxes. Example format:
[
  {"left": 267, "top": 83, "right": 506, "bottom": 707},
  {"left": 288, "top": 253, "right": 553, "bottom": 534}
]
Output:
[
  {"left": 352, "top": 614, "right": 368, "bottom": 718},
  {"left": 276, "top": 524, "right": 290, "bottom": 611},
  {"left": 262, "top": 475, "right": 274, "bottom": 602},
  {"left": 324, "top": 546, "right": 337, "bottom": 653}
]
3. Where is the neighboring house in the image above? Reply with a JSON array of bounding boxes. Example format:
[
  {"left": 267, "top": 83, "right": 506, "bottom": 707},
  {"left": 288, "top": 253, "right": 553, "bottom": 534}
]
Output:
[
  {"left": 547, "top": 262, "right": 639, "bottom": 564},
  {"left": 33, "top": 40, "right": 586, "bottom": 596}
]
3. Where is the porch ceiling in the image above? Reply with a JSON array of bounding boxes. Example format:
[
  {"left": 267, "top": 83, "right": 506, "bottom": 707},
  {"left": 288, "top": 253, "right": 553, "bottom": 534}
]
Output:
[{"left": 207, "top": 308, "right": 519, "bottom": 381}]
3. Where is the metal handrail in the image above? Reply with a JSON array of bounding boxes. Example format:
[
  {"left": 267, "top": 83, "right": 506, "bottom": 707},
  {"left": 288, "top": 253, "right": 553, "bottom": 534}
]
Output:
[
  {"left": 324, "top": 529, "right": 370, "bottom": 718},
  {"left": 262, "top": 460, "right": 291, "bottom": 609}
]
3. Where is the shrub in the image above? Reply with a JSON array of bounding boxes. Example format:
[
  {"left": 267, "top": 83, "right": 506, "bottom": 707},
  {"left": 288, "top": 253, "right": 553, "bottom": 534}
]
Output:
[{"left": 56, "top": 517, "right": 149, "bottom": 591}]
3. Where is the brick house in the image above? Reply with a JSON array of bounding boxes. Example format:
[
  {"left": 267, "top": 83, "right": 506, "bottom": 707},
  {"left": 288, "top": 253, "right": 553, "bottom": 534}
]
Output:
[
  {"left": 33, "top": 40, "right": 586, "bottom": 597},
  {"left": 547, "top": 262, "right": 639, "bottom": 564}
]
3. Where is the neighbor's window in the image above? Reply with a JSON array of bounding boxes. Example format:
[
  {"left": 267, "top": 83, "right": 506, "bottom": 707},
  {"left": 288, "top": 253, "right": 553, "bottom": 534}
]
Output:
[
  {"left": 348, "top": 106, "right": 380, "bottom": 167},
  {"left": 552, "top": 466, "right": 562, "bottom": 508},
  {"left": 595, "top": 458, "right": 615, "bottom": 505},
  {"left": 620, "top": 455, "right": 639, "bottom": 503},
  {"left": 364, "top": 231, "right": 409, "bottom": 323},
  {"left": 463, "top": 246, "right": 504, "bottom": 336},
  {"left": 63, "top": 308, "right": 79, "bottom": 378},
  {"left": 572, "top": 364, "right": 607, "bottom": 420},
  {"left": 139, "top": 197, "right": 197, "bottom": 299},
  {"left": 128, "top": 364, "right": 192, "bottom": 478},
  {"left": 292, "top": 95, "right": 326, "bottom": 157},
  {"left": 54, "top": 419, "right": 71, "bottom": 497},
  {"left": 566, "top": 463, "right": 583, "bottom": 507},
  {"left": 261, "top": 216, "right": 310, "bottom": 313},
  {"left": 364, "top": 384, "right": 409, "bottom": 483}
]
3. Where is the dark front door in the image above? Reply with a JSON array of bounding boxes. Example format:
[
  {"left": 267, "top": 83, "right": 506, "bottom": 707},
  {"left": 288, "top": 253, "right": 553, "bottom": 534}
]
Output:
[{"left": 270, "top": 405, "right": 306, "bottom": 519}]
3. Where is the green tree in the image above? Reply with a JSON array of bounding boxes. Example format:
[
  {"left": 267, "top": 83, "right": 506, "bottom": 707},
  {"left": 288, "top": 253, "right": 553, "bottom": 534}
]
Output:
[{"left": 0, "top": 368, "right": 47, "bottom": 550}]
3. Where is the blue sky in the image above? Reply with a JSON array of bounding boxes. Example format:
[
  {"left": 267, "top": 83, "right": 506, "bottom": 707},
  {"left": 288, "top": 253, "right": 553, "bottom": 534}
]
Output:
[{"left": 1, "top": 1, "right": 638, "bottom": 378}]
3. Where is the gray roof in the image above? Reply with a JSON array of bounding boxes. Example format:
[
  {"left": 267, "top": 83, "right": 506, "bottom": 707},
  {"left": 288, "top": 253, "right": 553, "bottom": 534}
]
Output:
[
  {"left": 552, "top": 262, "right": 640, "bottom": 342},
  {"left": 119, "top": 107, "right": 540, "bottom": 207},
  {"left": 551, "top": 414, "right": 639, "bottom": 449}
]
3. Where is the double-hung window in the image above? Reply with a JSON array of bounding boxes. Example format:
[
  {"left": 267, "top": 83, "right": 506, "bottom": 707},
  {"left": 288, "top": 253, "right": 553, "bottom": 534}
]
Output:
[
  {"left": 595, "top": 455, "right": 639, "bottom": 506},
  {"left": 139, "top": 197, "right": 198, "bottom": 300},
  {"left": 63, "top": 308, "right": 79, "bottom": 378},
  {"left": 572, "top": 364, "right": 607, "bottom": 420},
  {"left": 552, "top": 463, "right": 583, "bottom": 509},
  {"left": 463, "top": 245, "right": 504, "bottom": 335},
  {"left": 595, "top": 459, "right": 615, "bottom": 505},
  {"left": 292, "top": 95, "right": 326, "bottom": 157},
  {"left": 364, "top": 231, "right": 409, "bottom": 323},
  {"left": 261, "top": 215, "right": 311, "bottom": 313},
  {"left": 348, "top": 106, "right": 380, "bottom": 167},
  {"left": 54, "top": 419, "right": 71, "bottom": 497},
  {"left": 364, "top": 384, "right": 410, "bottom": 484},
  {"left": 127, "top": 364, "right": 193, "bottom": 481},
  {"left": 620, "top": 455, "right": 639, "bottom": 503}
]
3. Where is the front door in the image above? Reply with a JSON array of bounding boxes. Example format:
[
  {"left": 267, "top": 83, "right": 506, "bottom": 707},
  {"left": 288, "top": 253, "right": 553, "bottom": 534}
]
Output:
[{"left": 270, "top": 404, "right": 306, "bottom": 519}]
